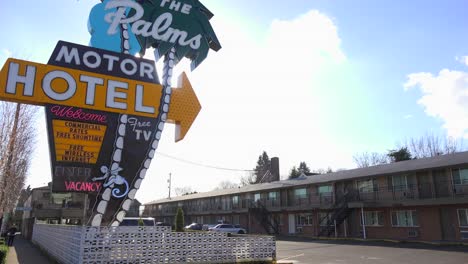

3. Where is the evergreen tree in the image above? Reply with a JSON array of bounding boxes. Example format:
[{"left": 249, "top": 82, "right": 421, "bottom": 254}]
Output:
[
  {"left": 289, "top": 162, "right": 311, "bottom": 179},
  {"left": 298, "top": 162, "right": 311, "bottom": 174},
  {"left": 289, "top": 166, "right": 300, "bottom": 179},
  {"left": 388, "top": 147, "right": 412, "bottom": 162},
  {"left": 253, "top": 151, "right": 271, "bottom": 183},
  {"left": 175, "top": 207, "right": 185, "bottom": 232}
]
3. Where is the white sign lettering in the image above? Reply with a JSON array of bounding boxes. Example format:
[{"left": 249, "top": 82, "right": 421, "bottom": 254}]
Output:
[{"left": 104, "top": 0, "right": 202, "bottom": 50}]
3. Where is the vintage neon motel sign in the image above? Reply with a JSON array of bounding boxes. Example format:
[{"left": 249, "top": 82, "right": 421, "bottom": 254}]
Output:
[{"left": 0, "top": 0, "right": 220, "bottom": 226}]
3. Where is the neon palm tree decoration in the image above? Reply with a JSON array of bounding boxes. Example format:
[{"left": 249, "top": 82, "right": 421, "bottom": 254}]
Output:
[{"left": 88, "top": 0, "right": 221, "bottom": 226}]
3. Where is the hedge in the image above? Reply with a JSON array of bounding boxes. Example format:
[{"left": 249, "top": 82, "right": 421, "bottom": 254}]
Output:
[{"left": 0, "top": 244, "right": 8, "bottom": 264}]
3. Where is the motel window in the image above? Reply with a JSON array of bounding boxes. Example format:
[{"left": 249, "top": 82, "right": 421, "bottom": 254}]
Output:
[
  {"left": 391, "top": 210, "right": 418, "bottom": 227},
  {"left": 452, "top": 169, "right": 468, "bottom": 185},
  {"left": 232, "top": 196, "right": 239, "bottom": 206},
  {"left": 357, "top": 179, "right": 376, "bottom": 193},
  {"left": 361, "top": 211, "right": 384, "bottom": 226},
  {"left": 51, "top": 193, "right": 72, "bottom": 205},
  {"left": 295, "top": 213, "right": 313, "bottom": 226},
  {"left": 318, "top": 185, "right": 332, "bottom": 194},
  {"left": 319, "top": 212, "right": 332, "bottom": 226},
  {"left": 294, "top": 188, "right": 307, "bottom": 199},
  {"left": 268, "top": 191, "right": 279, "bottom": 201},
  {"left": 392, "top": 175, "right": 408, "bottom": 191},
  {"left": 254, "top": 193, "right": 261, "bottom": 202},
  {"left": 458, "top": 209, "right": 468, "bottom": 227},
  {"left": 461, "top": 231, "right": 468, "bottom": 240}
]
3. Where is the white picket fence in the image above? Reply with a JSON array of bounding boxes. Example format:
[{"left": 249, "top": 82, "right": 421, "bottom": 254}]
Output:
[{"left": 32, "top": 224, "right": 276, "bottom": 263}]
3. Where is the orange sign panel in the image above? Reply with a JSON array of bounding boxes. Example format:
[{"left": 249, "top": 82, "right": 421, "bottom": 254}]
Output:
[
  {"left": 0, "top": 58, "right": 201, "bottom": 141},
  {"left": 52, "top": 120, "right": 106, "bottom": 164}
]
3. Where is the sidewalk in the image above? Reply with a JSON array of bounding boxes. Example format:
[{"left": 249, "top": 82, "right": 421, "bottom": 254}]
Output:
[{"left": 6, "top": 236, "right": 52, "bottom": 264}]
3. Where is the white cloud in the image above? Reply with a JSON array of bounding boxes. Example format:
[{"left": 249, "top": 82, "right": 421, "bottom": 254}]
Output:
[
  {"left": 456, "top": 56, "right": 468, "bottom": 66},
  {"left": 404, "top": 69, "right": 468, "bottom": 138},
  {"left": 136, "top": 9, "right": 352, "bottom": 202},
  {"left": 22, "top": 8, "right": 352, "bottom": 203},
  {"left": 403, "top": 114, "right": 413, "bottom": 119}
]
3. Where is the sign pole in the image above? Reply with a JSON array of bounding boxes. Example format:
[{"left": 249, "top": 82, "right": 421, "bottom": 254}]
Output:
[
  {"left": 168, "top": 173, "right": 172, "bottom": 199},
  {"left": 82, "top": 194, "right": 88, "bottom": 225}
]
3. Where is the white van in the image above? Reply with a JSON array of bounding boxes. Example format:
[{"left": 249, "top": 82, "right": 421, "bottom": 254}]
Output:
[{"left": 120, "top": 217, "right": 156, "bottom": 226}]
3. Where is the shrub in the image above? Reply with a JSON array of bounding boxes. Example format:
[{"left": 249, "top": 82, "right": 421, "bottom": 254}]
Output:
[
  {"left": 0, "top": 245, "right": 8, "bottom": 264},
  {"left": 175, "top": 207, "right": 185, "bottom": 232}
]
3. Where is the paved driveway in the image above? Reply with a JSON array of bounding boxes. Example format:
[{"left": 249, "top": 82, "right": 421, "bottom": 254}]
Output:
[
  {"left": 276, "top": 238, "right": 468, "bottom": 264},
  {"left": 6, "top": 236, "right": 51, "bottom": 264}
]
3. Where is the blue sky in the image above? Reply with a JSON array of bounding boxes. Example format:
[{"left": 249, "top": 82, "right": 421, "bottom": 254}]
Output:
[{"left": 1, "top": 0, "right": 468, "bottom": 203}]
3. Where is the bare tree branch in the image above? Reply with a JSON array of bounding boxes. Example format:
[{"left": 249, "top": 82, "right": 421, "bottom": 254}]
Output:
[
  {"left": 215, "top": 180, "right": 239, "bottom": 190},
  {"left": 0, "top": 103, "right": 37, "bottom": 230},
  {"left": 404, "top": 133, "right": 465, "bottom": 158},
  {"left": 353, "top": 152, "right": 388, "bottom": 168}
]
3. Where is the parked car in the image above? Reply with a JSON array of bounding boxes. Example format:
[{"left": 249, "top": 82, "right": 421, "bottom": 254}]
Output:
[
  {"left": 202, "top": 224, "right": 217, "bottom": 231},
  {"left": 155, "top": 222, "right": 172, "bottom": 227},
  {"left": 120, "top": 217, "right": 156, "bottom": 226},
  {"left": 184, "top": 223, "right": 203, "bottom": 231},
  {"left": 209, "top": 224, "right": 246, "bottom": 234}
]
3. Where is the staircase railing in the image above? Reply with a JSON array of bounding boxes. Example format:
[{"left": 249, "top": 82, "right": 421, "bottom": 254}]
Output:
[
  {"left": 318, "top": 191, "right": 355, "bottom": 237},
  {"left": 249, "top": 201, "right": 279, "bottom": 235}
]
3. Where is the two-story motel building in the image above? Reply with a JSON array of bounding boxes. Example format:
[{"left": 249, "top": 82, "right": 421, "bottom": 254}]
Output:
[{"left": 144, "top": 151, "right": 468, "bottom": 242}]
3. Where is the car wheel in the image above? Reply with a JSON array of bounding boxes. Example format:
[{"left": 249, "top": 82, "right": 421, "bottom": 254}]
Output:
[{"left": 238, "top": 230, "right": 245, "bottom": 234}]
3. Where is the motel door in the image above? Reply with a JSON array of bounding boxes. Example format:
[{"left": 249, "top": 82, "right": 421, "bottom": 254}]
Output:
[
  {"left": 440, "top": 208, "right": 456, "bottom": 240},
  {"left": 288, "top": 214, "right": 295, "bottom": 234},
  {"left": 433, "top": 169, "right": 450, "bottom": 198},
  {"left": 417, "top": 172, "right": 433, "bottom": 199}
]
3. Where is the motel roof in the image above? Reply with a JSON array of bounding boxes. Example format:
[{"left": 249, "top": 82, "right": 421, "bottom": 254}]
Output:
[{"left": 145, "top": 151, "right": 468, "bottom": 205}]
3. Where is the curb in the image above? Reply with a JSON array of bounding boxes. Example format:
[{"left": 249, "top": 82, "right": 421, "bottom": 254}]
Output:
[{"left": 281, "top": 235, "right": 468, "bottom": 247}]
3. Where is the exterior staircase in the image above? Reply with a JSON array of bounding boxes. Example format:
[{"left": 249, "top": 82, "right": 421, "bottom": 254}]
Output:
[
  {"left": 249, "top": 201, "right": 279, "bottom": 235},
  {"left": 318, "top": 192, "right": 354, "bottom": 237}
]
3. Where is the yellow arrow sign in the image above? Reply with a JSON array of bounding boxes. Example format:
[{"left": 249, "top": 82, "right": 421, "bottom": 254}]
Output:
[
  {"left": 169, "top": 73, "right": 202, "bottom": 142},
  {"left": 0, "top": 58, "right": 200, "bottom": 142}
]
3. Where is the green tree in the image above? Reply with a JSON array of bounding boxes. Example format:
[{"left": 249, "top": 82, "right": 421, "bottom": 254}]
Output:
[
  {"left": 388, "top": 147, "right": 412, "bottom": 162},
  {"left": 289, "top": 166, "right": 300, "bottom": 179},
  {"left": 298, "top": 162, "right": 311, "bottom": 174},
  {"left": 254, "top": 151, "right": 271, "bottom": 183},
  {"left": 240, "top": 151, "right": 271, "bottom": 185},
  {"left": 289, "top": 162, "right": 311, "bottom": 179},
  {"left": 175, "top": 207, "right": 185, "bottom": 232},
  {"left": 138, "top": 218, "right": 145, "bottom": 226}
]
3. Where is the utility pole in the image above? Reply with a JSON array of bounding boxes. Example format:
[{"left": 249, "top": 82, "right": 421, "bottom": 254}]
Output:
[{"left": 168, "top": 173, "right": 172, "bottom": 199}]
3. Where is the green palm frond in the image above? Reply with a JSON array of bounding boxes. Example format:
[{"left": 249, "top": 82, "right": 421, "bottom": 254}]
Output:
[{"left": 130, "top": 0, "right": 221, "bottom": 70}]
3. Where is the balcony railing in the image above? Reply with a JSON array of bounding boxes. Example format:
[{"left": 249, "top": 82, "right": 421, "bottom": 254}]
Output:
[
  {"left": 287, "top": 192, "right": 334, "bottom": 207},
  {"left": 149, "top": 180, "right": 468, "bottom": 216},
  {"left": 251, "top": 199, "right": 281, "bottom": 209},
  {"left": 353, "top": 181, "right": 468, "bottom": 202}
]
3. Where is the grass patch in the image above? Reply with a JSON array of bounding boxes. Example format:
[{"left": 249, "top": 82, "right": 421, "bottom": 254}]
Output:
[{"left": 0, "top": 244, "right": 8, "bottom": 264}]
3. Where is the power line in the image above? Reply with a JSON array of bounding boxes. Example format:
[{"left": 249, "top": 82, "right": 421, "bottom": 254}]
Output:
[{"left": 156, "top": 152, "right": 254, "bottom": 172}]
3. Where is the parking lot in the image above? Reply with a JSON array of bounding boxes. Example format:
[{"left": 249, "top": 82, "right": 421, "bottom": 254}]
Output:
[{"left": 276, "top": 238, "right": 468, "bottom": 264}]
